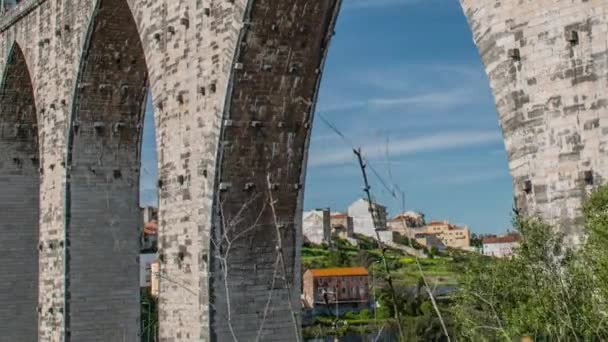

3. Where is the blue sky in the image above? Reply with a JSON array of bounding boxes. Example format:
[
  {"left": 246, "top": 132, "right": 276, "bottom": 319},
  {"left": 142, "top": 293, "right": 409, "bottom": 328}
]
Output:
[{"left": 140, "top": 0, "right": 514, "bottom": 235}]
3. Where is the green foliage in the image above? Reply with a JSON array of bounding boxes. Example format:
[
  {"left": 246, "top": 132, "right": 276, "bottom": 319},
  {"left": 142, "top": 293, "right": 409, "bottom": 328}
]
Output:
[
  {"left": 353, "top": 233, "right": 379, "bottom": 249},
  {"left": 141, "top": 290, "right": 158, "bottom": 342},
  {"left": 428, "top": 246, "right": 438, "bottom": 259},
  {"left": 375, "top": 280, "right": 455, "bottom": 341},
  {"left": 327, "top": 248, "right": 351, "bottom": 267},
  {"left": 470, "top": 233, "right": 483, "bottom": 248},
  {"left": 583, "top": 186, "right": 608, "bottom": 301},
  {"left": 393, "top": 233, "right": 425, "bottom": 250},
  {"left": 302, "top": 231, "right": 459, "bottom": 340},
  {"left": 452, "top": 185, "right": 608, "bottom": 341}
]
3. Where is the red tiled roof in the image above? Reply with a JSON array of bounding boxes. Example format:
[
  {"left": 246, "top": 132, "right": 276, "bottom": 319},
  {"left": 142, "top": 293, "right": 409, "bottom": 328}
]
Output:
[
  {"left": 307, "top": 267, "right": 369, "bottom": 277},
  {"left": 331, "top": 213, "right": 348, "bottom": 219},
  {"left": 428, "top": 221, "right": 446, "bottom": 226},
  {"left": 483, "top": 234, "right": 520, "bottom": 244},
  {"left": 144, "top": 220, "right": 158, "bottom": 235}
]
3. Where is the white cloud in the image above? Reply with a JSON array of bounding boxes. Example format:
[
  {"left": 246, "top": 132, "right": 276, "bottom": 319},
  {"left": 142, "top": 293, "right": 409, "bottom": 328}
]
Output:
[
  {"left": 317, "top": 63, "right": 487, "bottom": 114},
  {"left": 369, "top": 87, "right": 474, "bottom": 108},
  {"left": 318, "top": 87, "right": 476, "bottom": 113},
  {"left": 308, "top": 130, "right": 502, "bottom": 167}
]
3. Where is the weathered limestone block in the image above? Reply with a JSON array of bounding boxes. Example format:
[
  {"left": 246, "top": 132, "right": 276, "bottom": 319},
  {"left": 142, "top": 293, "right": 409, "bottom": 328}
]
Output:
[{"left": 460, "top": 0, "right": 608, "bottom": 244}]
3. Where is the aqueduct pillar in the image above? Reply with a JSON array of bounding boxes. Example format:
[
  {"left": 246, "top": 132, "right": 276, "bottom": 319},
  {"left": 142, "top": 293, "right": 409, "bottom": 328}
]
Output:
[
  {"left": 1, "top": 0, "right": 608, "bottom": 341},
  {"left": 461, "top": 0, "right": 608, "bottom": 245}
]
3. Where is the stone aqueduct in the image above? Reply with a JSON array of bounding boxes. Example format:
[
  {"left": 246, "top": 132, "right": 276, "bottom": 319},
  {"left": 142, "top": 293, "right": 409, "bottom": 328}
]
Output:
[{"left": 0, "top": 0, "right": 606, "bottom": 340}]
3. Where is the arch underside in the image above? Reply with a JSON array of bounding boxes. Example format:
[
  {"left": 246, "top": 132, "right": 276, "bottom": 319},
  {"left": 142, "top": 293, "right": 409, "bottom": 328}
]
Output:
[
  {"left": 67, "top": 0, "right": 147, "bottom": 339},
  {"left": 0, "top": 43, "right": 39, "bottom": 341},
  {"left": 207, "top": 1, "right": 340, "bottom": 340}
]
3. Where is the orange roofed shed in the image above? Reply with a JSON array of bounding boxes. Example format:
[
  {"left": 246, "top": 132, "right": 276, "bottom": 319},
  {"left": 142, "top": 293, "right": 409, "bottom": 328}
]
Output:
[
  {"left": 308, "top": 267, "right": 369, "bottom": 277},
  {"left": 303, "top": 267, "right": 371, "bottom": 310}
]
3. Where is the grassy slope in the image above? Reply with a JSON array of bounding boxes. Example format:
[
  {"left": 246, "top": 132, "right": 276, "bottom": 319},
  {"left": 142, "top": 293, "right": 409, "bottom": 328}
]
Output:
[{"left": 302, "top": 237, "right": 459, "bottom": 288}]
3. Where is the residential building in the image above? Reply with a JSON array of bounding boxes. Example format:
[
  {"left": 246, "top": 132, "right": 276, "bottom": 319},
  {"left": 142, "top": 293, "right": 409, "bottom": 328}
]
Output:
[
  {"left": 302, "top": 208, "right": 331, "bottom": 244},
  {"left": 347, "top": 198, "right": 392, "bottom": 242},
  {"left": 140, "top": 253, "right": 157, "bottom": 288},
  {"left": 414, "top": 233, "right": 446, "bottom": 251},
  {"left": 150, "top": 261, "right": 160, "bottom": 297},
  {"left": 303, "top": 267, "right": 370, "bottom": 315},
  {"left": 330, "top": 212, "right": 354, "bottom": 239},
  {"left": 388, "top": 211, "right": 425, "bottom": 238},
  {"left": 141, "top": 207, "right": 158, "bottom": 253},
  {"left": 424, "top": 220, "right": 471, "bottom": 250},
  {"left": 483, "top": 233, "right": 520, "bottom": 258}
]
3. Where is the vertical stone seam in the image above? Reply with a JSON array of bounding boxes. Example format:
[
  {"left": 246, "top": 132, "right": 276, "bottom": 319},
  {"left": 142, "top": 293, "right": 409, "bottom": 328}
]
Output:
[{"left": 61, "top": 1, "right": 102, "bottom": 339}]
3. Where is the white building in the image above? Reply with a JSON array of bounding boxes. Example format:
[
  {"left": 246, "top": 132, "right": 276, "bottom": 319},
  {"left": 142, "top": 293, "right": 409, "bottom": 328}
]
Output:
[
  {"left": 482, "top": 234, "right": 520, "bottom": 258},
  {"left": 140, "top": 253, "right": 158, "bottom": 288},
  {"left": 302, "top": 209, "right": 331, "bottom": 244},
  {"left": 347, "top": 198, "right": 392, "bottom": 243}
]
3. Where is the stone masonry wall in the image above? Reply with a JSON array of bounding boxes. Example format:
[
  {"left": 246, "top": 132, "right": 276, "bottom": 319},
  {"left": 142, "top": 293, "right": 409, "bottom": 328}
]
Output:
[
  {"left": 66, "top": 0, "right": 148, "bottom": 339},
  {"left": 2, "top": 0, "right": 341, "bottom": 340},
  {"left": 3, "top": 0, "right": 607, "bottom": 340},
  {"left": 460, "top": 0, "right": 608, "bottom": 245},
  {"left": 1, "top": 0, "right": 99, "bottom": 340}
]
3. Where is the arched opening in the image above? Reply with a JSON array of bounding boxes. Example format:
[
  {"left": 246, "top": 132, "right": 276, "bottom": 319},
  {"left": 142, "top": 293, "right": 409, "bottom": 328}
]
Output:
[
  {"left": 0, "top": 43, "right": 39, "bottom": 341},
  {"left": 67, "top": 0, "right": 148, "bottom": 339},
  {"left": 139, "top": 91, "right": 159, "bottom": 341},
  {"left": 305, "top": 2, "right": 513, "bottom": 242},
  {"left": 300, "top": 2, "right": 514, "bottom": 339}
]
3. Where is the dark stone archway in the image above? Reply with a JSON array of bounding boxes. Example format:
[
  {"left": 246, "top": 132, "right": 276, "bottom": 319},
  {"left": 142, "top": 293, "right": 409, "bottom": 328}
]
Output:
[
  {"left": 67, "top": 0, "right": 148, "bottom": 339},
  {"left": 0, "top": 42, "right": 39, "bottom": 342}
]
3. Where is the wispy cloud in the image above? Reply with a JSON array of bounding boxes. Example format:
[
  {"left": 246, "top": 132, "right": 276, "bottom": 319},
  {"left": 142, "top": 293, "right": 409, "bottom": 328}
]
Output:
[
  {"left": 318, "top": 87, "right": 476, "bottom": 113},
  {"left": 309, "top": 130, "right": 502, "bottom": 167},
  {"left": 318, "top": 63, "right": 487, "bottom": 114}
]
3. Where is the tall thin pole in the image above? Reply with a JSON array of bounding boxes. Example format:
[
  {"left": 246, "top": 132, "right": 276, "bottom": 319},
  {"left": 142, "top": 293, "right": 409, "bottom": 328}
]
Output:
[
  {"left": 353, "top": 148, "right": 405, "bottom": 340},
  {"left": 372, "top": 262, "right": 377, "bottom": 325}
]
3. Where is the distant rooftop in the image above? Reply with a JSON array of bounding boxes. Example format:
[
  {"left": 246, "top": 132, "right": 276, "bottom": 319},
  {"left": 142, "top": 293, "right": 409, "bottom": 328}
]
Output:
[
  {"left": 428, "top": 220, "right": 450, "bottom": 226},
  {"left": 307, "top": 267, "right": 369, "bottom": 277},
  {"left": 483, "top": 234, "right": 520, "bottom": 244},
  {"left": 390, "top": 211, "right": 423, "bottom": 221}
]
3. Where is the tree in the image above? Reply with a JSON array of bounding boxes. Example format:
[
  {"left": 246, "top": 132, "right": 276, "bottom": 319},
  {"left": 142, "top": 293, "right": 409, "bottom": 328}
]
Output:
[
  {"left": 327, "top": 248, "right": 350, "bottom": 267},
  {"left": 469, "top": 233, "right": 483, "bottom": 248},
  {"left": 452, "top": 185, "right": 608, "bottom": 341}
]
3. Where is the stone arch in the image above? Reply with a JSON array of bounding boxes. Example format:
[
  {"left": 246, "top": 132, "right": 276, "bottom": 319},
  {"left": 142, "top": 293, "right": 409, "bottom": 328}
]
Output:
[
  {"left": 0, "top": 41, "right": 39, "bottom": 342},
  {"left": 66, "top": 0, "right": 148, "bottom": 339},
  {"left": 203, "top": 1, "right": 342, "bottom": 340}
]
